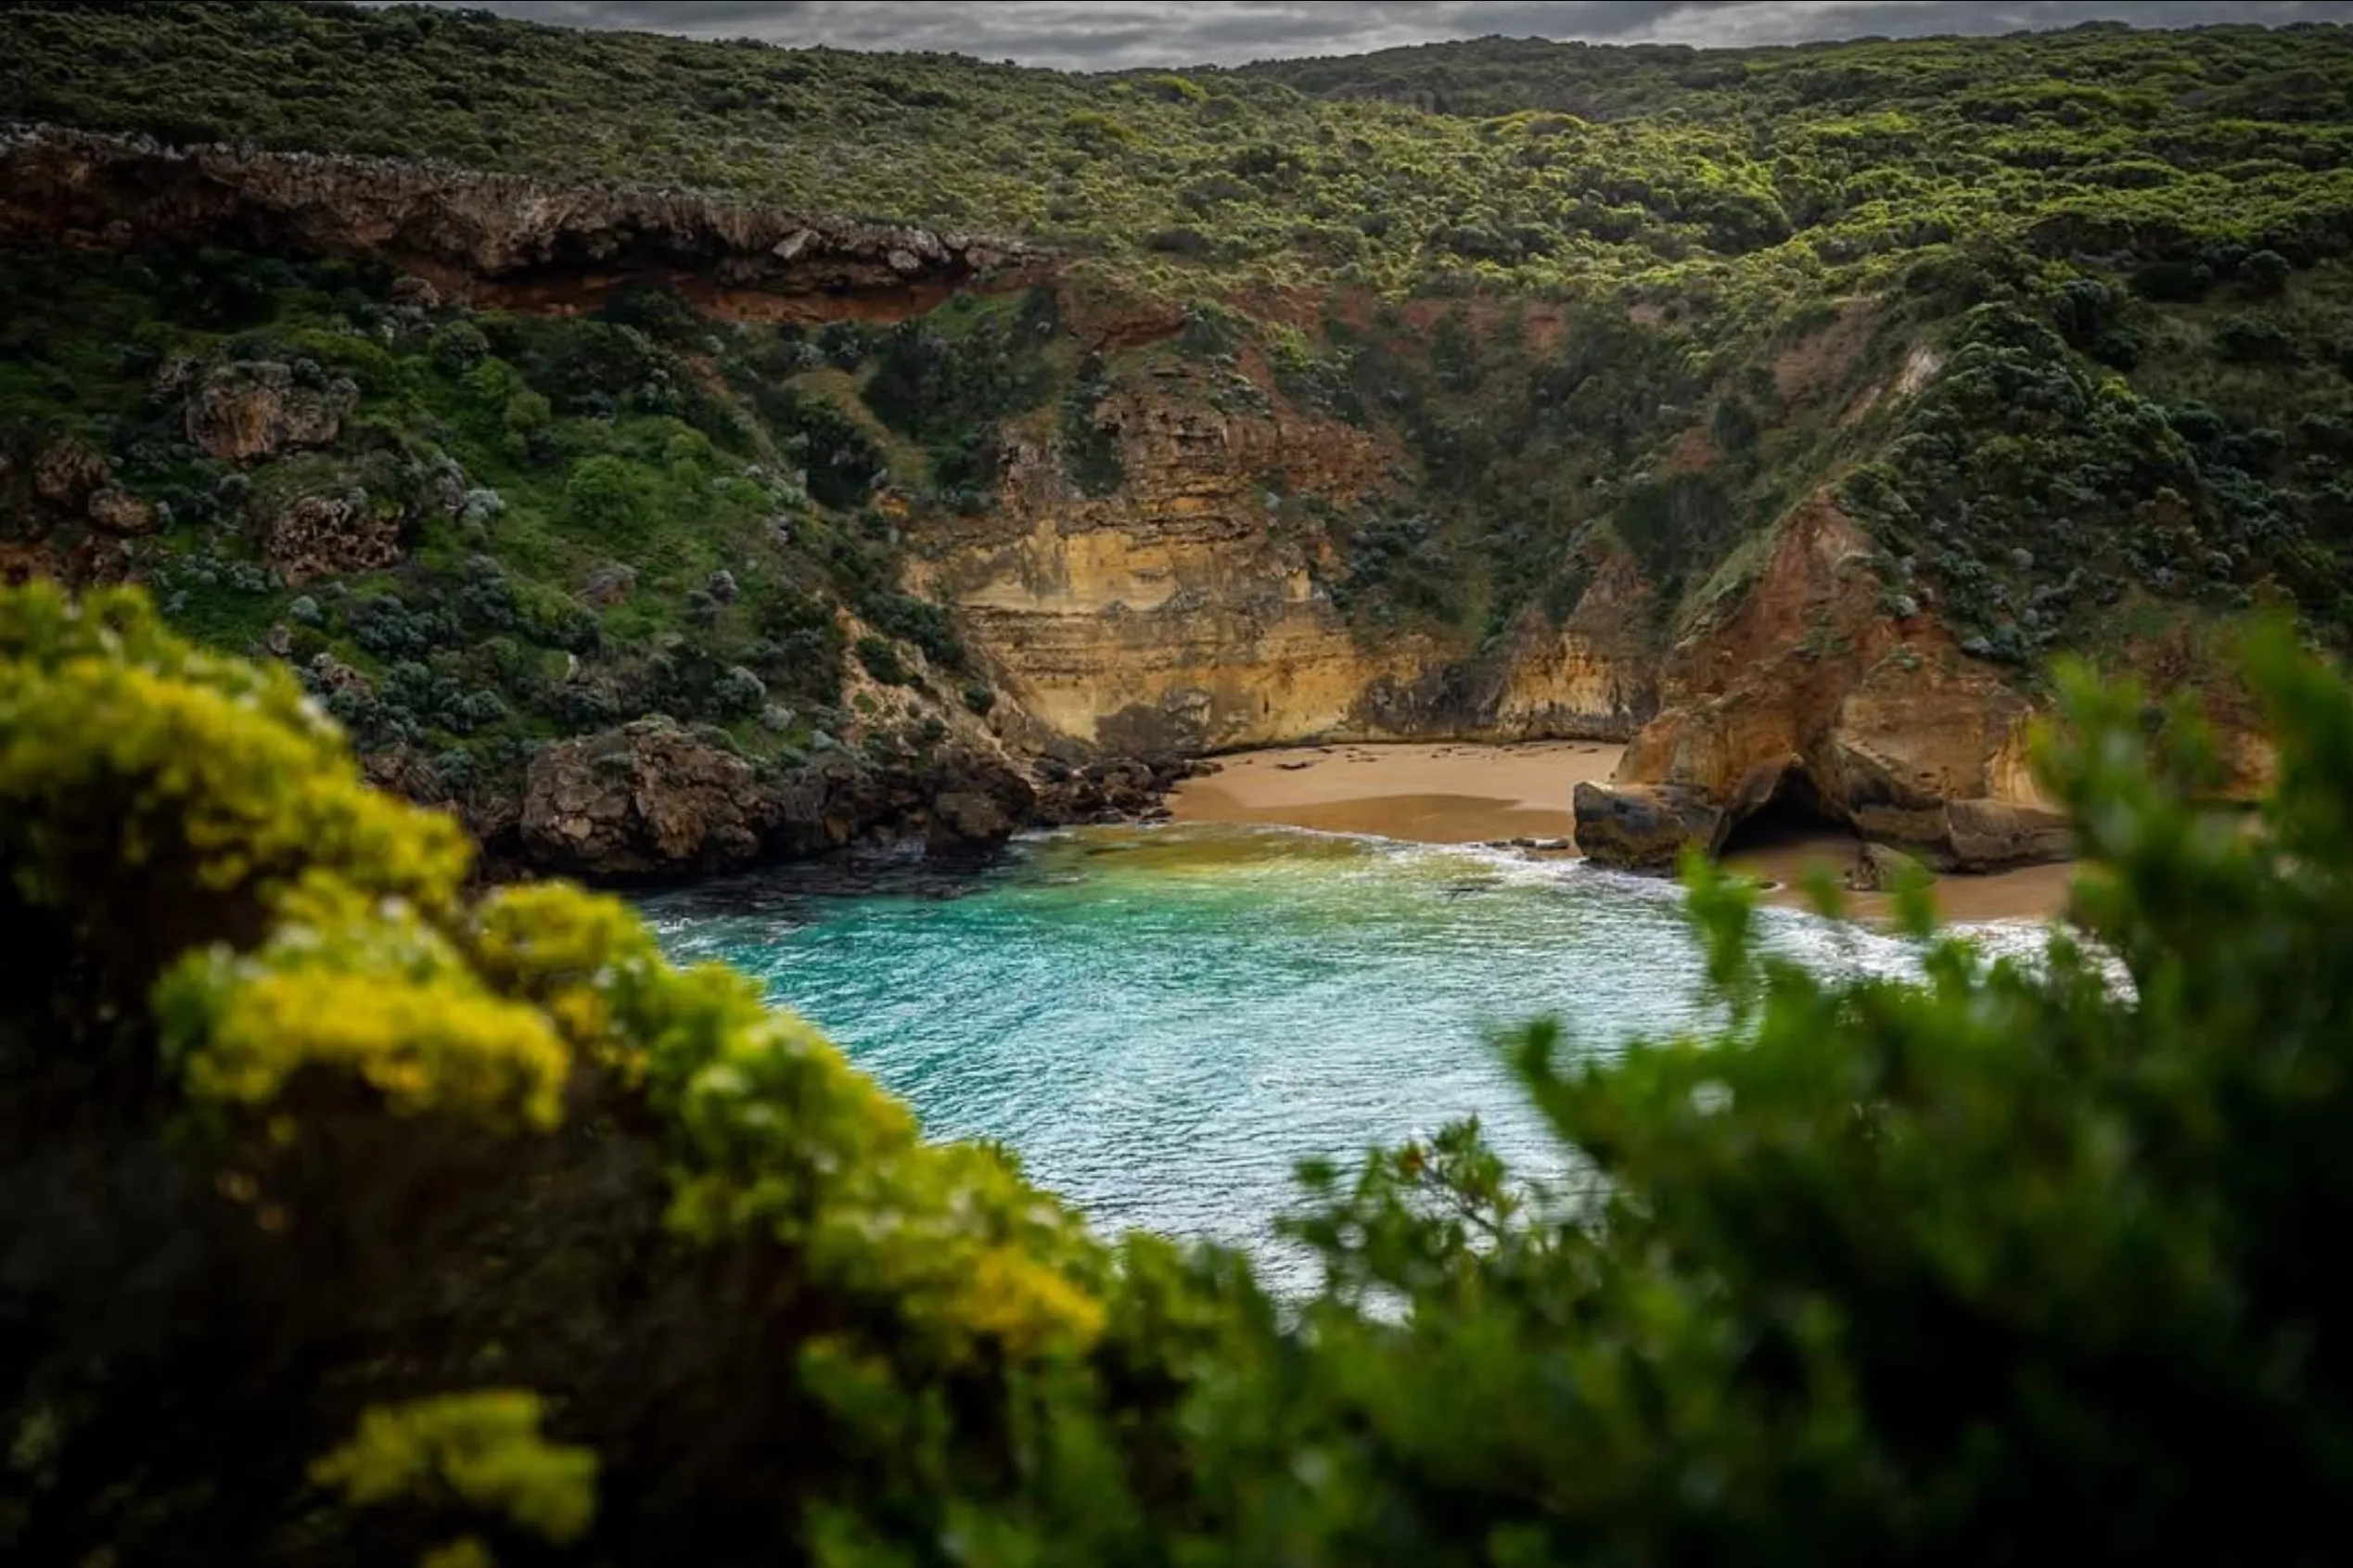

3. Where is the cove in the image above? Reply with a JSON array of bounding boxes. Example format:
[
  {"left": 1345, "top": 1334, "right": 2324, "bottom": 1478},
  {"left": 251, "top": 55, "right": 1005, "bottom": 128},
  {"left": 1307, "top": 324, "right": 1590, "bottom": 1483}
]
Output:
[{"left": 644, "top": 823, "right": 2047, "bottom": 1268}]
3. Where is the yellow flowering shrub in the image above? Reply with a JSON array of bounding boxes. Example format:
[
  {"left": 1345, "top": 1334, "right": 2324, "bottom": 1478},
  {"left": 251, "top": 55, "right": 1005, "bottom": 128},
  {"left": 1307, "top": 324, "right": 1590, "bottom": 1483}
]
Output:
[
  {"left": 0, "top": 581, "right": 1116, "bottom": 1563},
  {"left": 310, "top": 1389, "right": 596, "bottom": 1555},
  {"left": 0, "top": 583, "right": 470, "bottom": 937},
  {"left": 155, "top": 879, "right": 574, "bottom": 1133}
]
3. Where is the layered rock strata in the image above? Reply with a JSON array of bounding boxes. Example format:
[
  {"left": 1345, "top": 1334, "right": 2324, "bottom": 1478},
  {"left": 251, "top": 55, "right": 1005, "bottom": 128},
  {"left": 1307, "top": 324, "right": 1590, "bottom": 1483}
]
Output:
[{"left": 0, "top": 124, "right": 1051, "bottom": 320}]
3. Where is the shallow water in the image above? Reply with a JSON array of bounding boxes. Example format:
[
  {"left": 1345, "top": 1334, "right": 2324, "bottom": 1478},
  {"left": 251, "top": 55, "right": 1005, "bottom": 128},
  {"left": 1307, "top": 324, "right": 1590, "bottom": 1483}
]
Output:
[{"left": 644, "top": 824, "right": 2047, "bottom": 1263}]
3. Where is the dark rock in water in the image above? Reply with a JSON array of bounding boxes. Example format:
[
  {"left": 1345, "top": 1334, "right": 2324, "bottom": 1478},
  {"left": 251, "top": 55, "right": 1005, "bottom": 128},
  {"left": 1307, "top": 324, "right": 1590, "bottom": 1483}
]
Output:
[
  {"left": 1572, "top": 781, "right": 1729, "bottom": 873},
  {"left": 518, "top": 718, "right": 1038, "bottom": 881},
  {"left": 924, "top": 759, "right": 1032, "bottom": 855},
  {"left": 1847, "top": 841, "right": 1928, "bottom": 892},
  {"left": 927, "top": 791, "right": 1016, "bottom": 851},
  {"left": 1032, "top": 750, "right": 1188, "bottom": 826}
]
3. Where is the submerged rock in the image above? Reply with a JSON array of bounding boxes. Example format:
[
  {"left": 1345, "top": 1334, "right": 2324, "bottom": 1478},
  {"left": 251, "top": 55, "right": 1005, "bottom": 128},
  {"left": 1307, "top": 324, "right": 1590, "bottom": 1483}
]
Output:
[{"left": 928, "top": 790, "right": 1016, "bottom": 851}]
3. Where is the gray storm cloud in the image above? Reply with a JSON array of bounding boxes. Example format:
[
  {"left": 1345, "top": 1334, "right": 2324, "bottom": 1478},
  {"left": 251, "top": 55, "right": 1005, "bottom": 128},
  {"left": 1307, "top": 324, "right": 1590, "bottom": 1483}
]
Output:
[{"left": 376, "top": 1, "right": 2353, "bottom": 70}]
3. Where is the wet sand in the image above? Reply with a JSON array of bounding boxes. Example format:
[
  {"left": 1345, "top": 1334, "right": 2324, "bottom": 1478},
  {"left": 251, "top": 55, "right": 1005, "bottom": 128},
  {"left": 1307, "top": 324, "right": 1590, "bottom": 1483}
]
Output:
[
  {"left": 1169, "top": 742, "right": 2073, "bottom": 925},
  {"left": 1722, "top": 826, "right": 2075, "bottom": 926}
]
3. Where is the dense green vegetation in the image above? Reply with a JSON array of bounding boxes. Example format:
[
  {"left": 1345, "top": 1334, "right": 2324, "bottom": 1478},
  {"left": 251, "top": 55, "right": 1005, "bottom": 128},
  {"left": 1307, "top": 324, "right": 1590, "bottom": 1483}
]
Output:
[
  {"left": 13, "top": 10, "right": 2353, "bottom": 1559},
  {"left": 0, "top": 247, "right": 1043, "bottom": 807},
  {"left": 10, "top": 3, "right": 2353, "bottom": 669},
  {"left": 9, "top": 6, "right": 2353, "bottom": 299},
  {"left": 9, "top": 576, "right": 2353, "bottom": 1563}
]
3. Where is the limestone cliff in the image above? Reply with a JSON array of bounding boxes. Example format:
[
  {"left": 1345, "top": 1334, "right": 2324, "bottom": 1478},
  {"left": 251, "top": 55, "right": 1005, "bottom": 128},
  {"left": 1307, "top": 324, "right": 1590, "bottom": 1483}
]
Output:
[
  {"left": 914, "top": 360, "right": 1657, "bottom": 753},
  {"left": 0, "top": 122, "right": 2269, "bottom": 882},
  {"left": 1576, "top": 498, "right": 2274, "bottom": 872}
]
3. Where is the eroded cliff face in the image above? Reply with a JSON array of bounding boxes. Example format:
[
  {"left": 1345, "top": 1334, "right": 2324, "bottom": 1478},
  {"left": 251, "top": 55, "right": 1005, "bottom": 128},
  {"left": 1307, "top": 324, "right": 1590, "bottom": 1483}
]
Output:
[
  {"left": 0, "top": 125, "right": 1050, "bottom": 321},
  {"left": 914, "top": 362, "right": 1658, "bottom": 752},
  {"left": 1579, "top": 497, "right": 2275, "bottom": 871},
  {"left": 0, "top": 123, "right": 2265, "bottom": 880}
]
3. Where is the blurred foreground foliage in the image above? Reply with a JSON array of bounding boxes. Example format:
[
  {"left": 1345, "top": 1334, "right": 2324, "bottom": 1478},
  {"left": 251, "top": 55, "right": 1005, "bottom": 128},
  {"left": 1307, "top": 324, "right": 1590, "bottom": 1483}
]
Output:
[{"left": 7, "top": 577, "right": 2353, "bottom": 1562}]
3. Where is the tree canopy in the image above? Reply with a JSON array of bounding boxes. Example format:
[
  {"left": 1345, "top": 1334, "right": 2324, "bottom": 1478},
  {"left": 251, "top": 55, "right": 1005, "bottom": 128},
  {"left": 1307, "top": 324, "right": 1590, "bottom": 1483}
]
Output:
[{"left": 6, "top": 6, "right": 2353, "bottom": 296}]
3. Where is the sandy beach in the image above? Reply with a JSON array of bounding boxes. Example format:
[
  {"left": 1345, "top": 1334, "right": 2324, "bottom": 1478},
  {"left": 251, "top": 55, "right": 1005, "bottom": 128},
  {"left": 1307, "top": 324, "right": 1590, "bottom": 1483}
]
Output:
[
  {"left": 1168, "top": 741, "right": 2073, "bottom": 924},
  {"left": 1169, "top": 740, "right": 1615, "bottom": 844}
]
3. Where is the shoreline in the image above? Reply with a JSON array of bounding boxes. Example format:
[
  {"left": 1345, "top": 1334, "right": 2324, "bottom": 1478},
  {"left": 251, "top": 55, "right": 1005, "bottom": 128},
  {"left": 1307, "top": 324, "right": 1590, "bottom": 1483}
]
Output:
[{"left": 1167, "top": 740, "right": 2074, "bottom": 925}]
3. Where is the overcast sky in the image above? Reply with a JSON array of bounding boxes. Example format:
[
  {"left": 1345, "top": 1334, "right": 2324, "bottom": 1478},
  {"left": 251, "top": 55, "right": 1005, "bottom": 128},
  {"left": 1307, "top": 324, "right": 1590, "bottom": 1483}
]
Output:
[{"left": 381, "top": 1, "right": 2353, "bottom": 71}]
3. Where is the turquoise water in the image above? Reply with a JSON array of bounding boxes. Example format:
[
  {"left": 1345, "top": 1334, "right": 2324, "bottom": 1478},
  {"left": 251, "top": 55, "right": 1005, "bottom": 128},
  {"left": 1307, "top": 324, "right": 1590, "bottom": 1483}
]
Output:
[{"left": 645, "top": 824, "right": 2040, "bottom": 1260}]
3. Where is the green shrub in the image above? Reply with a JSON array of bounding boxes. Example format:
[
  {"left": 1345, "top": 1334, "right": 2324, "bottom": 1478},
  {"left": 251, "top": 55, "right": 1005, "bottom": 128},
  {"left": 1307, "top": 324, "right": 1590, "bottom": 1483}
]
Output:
[
  {"left": 12, "top": 580, "right": 2353, "bottom": 1566},
  {"left": 853, "top": 632, "right": 911, "bottom": 685}
]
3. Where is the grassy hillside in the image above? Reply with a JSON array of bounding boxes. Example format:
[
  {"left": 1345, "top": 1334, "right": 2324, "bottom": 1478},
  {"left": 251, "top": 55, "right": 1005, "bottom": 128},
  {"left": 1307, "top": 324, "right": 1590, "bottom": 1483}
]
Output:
[
  {"left": 4, "top": 2, "right": 2353, "bottom": 800},
  {"left": 6, "top": 5, "right": 2353, "bottom": 300},
  {"left": 0, "top": 247, "right": 1041, "bottom": 808}
]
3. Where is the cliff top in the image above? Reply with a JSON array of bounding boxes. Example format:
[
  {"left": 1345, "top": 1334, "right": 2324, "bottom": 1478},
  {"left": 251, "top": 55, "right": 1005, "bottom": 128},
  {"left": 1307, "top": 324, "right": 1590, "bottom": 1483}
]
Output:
[{"left": 5, "top": 3, "right": 2352, "bottom": 296}]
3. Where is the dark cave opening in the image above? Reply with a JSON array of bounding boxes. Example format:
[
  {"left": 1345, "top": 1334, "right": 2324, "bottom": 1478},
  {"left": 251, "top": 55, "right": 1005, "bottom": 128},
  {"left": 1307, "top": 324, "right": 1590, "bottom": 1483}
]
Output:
[{"left": 1718, "top": 765, "right": 1852, "bottom": 857}]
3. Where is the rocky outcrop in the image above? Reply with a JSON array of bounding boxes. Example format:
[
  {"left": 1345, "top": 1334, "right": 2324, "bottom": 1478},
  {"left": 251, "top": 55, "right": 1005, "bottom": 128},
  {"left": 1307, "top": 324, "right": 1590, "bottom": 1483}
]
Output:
[
  {"left": 1584, "top": 496, "right": 2082, "bottom": 872},
  {"left": 31, "top": 435, "right": 109, "bottom": 510},
  {"left": 1571, "top": 782, "right": 1728, "bottom": 873},
  {"left": 520, "top": 719, "right": 769, "bottom": 880},
  {"left": 0, "top": 124, "right": 1053, "bottom": 323},
  {"left": 513, "top": 719, "right": 1136, "bottom": 881},
  {"left": 185, "top": 360, "right": 356, "bottom": 464},
  {"left": 1943, "top": 799, "right": 2074, "bottom": 869},
  {"left": 85, "top": 486, "right": 160, "bottom": 535},
  {"left": 5, "top": 434, "right": 156, "bottom": 542},
  {"left": 764, "top": 749, "right": 1040, "bottom": 860},
  {"left": 1029, "top": 752, "right": 1203, "bottom": 825},
  {"left": 916, "top": 363, "right": 1656, "bottom": 753},
  {"left": 258, "top": 492, "right": 404, "bottom": 585}
]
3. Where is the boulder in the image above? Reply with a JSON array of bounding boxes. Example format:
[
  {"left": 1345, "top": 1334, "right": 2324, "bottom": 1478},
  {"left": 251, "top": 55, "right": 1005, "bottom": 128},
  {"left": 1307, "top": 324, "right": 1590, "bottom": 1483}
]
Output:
[
  {"left": 32, "top": 436, "right": 109, "bottom": 506},
  {"left": 85, "top": 486, "right": 160, "bottom": 536},
  {"left": 1572, "top": 782, "right": 1729, "bottom": 873},
  {"left": 389, "top": 274, "right": 442, "bottom": 310},
  {"left": 260, "top": 493, "right": 403, "bottom": 584},
  {"left": 1942, "top": 798, "right": 2073, "bottom": 871},
  {"left": 1847, "top": 841, "right": 1928, "bottom": 893},
  {"left": 928, "top": 791, "right": 1015, "bottom": 851},
  {"left": 520, "top": 719, "right": 772, "bottom": 880},
  {"left": 580, "top": 563, "right": 637, "bottom": 607},
  {"left": 927, "top": 750, "right": 1037, "bottom": 854},
  {"left": 185, "top": 361, "right": 356, "bottom": 464}
]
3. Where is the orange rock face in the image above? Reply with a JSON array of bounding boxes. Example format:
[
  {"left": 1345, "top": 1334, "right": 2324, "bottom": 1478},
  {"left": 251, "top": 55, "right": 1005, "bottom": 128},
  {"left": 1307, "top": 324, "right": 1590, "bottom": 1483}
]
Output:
[{"left": 917, "top": 360, "right": 1657, "bottom": 751}]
